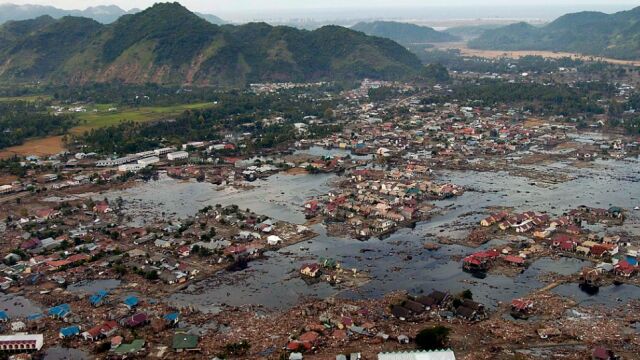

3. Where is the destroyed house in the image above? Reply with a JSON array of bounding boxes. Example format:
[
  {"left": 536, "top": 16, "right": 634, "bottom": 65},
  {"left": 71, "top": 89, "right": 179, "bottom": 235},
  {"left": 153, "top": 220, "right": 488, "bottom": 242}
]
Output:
[
  {"left": 456, "top": 299, "right": 485, "bottom": 320},
  {"left": 124, "top": 313, "right": 148, "bottom": 328},
  {"left": 391, "top": 305, "right": 412, "bottom": 320},
  {"left": 402, "top": 299, "right": 425, "bottom": 314},
  {"left": 511, "top": 299, "right": 534, "bottom": 313},
  {"left": 455, "top": 305, "right": 477, "bottom": 320}
]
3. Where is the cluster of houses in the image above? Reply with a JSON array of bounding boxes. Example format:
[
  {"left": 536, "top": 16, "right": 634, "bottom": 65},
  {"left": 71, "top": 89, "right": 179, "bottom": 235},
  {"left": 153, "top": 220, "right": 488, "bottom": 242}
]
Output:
[
  {"left": 305, "top": 168, "right": 462, "bottom": 239},
  {"left": 474, "top": 207, "right": 638, "bottom": 279},
  {"left": 0, "top": 294, "right": 199, "bottom": 356}
]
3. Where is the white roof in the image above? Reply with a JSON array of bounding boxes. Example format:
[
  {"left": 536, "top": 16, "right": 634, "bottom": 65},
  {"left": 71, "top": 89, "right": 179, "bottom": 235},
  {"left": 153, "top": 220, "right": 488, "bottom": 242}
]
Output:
[{"left": 378, "top": 350, "right": 456, "bottom": 360}]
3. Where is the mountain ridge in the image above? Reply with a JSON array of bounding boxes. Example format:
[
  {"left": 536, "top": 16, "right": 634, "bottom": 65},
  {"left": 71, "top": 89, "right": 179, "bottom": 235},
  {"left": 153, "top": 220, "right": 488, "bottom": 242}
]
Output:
[
  {"left": 351, "top": 21, "right": 459, "bottom": 45},
  {"left": 469, "top": 6, "right": 640, "bottom": 60},
  {"left": 0, "top": 3, "right": 226, "bottom": 25},
  {"left": 0, "top": 3, "right": 424, "bottom": 87}
]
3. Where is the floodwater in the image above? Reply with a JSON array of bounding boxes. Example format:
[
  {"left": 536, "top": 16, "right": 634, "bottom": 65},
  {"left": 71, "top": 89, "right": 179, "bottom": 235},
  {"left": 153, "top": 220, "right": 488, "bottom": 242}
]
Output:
[
  {"left": 104, "top": 172, "right": 335, "bottom": 225},
  {"left": 44, "top": 347, "right": 90, "bottom": 360},
  {"left": 553, "top": 283, "right": 640, "bottom": 305},
  {"left": 0, "top": 293, "right": 42, "bottom": 318},
  {"left": 67, "top": 279, "right": 121, "bottom": 294},
  {"left": 104, "top": 136, "right": 640, "bottom": 312},
  {"left": 294, "top": 145, "right": 373, "bottom": 160}
]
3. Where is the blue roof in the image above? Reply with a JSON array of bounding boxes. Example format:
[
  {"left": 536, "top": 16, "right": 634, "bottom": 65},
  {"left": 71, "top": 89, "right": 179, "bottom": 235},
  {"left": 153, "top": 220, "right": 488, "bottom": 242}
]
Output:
[
  {"left": 48, "top": 304, "right": 71, "bottom": 318},
  {"left": 123, "top": 296, "right": 139, "bottom": 307},
  {"left": 27, "top": 313, "right": 43, "bottom": 321},
  {"left": 626, "top": 256, "right": 638, "bottom": 266},
  {"left": 89, "top": 290, "right": 109, "bottom": 306},
  {"left": 60, "top": 325, "right": 80, "bottom": 337},
  {"left": 0, "top": 311, "right": 9, "bottom": 321},
  {"left": 163, "top": 312, "right": 179, "bottom": 322}
]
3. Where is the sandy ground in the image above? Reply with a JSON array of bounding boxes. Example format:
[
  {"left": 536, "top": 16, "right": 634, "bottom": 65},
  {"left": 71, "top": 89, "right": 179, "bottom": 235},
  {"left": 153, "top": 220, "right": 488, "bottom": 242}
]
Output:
[
  {"left": 523, "top": 118, "right": 547, "bottom": 128},
  {"left": 432, "top": 42, "right": 640, "bottom": 66},
  {"left": 0, "top": 135, "right": 66, "bottom": 159}
]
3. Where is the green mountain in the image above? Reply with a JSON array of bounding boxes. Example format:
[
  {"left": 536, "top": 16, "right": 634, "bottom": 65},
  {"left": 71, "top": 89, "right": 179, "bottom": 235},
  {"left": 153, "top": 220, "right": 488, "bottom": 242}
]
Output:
[
  {"left": 444, "top": 24, "right": 506, "bottom": 41},
  {"left": 0, "top": 3, "right": 423, "bottom": 87},
  {"left": 351, "top": 21, "right": 459, "bottom": 45},
  {"left": 469, "top": 6, "right": 640, "bottom": 60}
]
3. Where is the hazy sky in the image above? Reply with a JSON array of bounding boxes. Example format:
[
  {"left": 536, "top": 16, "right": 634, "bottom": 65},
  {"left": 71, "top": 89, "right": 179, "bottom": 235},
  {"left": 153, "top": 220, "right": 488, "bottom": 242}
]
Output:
[
  {"left": 6, "top": 0, "right": 640, "bottom": 21},
  {"left": 7, "top": 0, "right": 639, "bottom": 11}
]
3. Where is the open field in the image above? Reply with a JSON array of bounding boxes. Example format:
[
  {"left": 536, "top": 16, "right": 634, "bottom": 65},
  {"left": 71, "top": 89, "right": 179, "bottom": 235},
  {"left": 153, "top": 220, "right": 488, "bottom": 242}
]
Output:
[
  {"left": 0, "top": 102, "right": 215, "bottom": 157},
  {"left": 0, "top": 135, "right": 65, "bottom": 159},
  {"left": 431, "top": 42, "right": 640, "bottom": 66},
  {"left": 70, "top": 102, "right": 216, "bottom": 135}
]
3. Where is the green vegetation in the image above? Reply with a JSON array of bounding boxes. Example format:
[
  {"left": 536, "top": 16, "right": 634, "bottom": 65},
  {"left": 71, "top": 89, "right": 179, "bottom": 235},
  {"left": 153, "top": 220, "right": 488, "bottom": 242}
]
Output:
[
  {"left": 469, "top": 6, "right": 640, "bottom": 60},
  {"left": 77, "top": 90, "right": 341, "bottom": 154},
  {"left": 72, "top": 102, "right": 216, "bottom": 133},
  {"left": 0, "top": 101, "right": 76, "bottom": 149},
  {"left": 0, "top": 94, "right": 52, "bottom": 103},
  {"left": 351, "top": 21, "right": 459, "bottom": 45},
  {"left": 0, "top": 3, "right": 423, "bottom": 86},
  {"left": 423, "top": 80, "right": 610, "bottom": 116},
  {"left": 415, "top": 325, "right": 451, "bottom": 351}
]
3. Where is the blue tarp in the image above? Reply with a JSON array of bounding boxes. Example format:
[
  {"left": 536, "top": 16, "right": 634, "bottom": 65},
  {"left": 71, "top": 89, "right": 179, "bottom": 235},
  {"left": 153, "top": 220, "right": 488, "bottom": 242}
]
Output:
[
  {"left": 163, "top": 312, "right": 179, "bottom": 322},
  {"left": 123, "top": 296, "right": 139, "bottom": 308},
  {"left": 90, "top": 290, "right": 109, "bottom": 306},
  {"left": 0, "top": 311, "right": 9, "bottom": 321}
]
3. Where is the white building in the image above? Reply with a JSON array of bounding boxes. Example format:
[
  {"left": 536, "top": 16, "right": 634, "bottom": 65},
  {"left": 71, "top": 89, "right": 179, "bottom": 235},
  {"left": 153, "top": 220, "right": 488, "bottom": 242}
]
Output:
[
  {"left": 182, "top": 141, "right": 206, "bottom": 150},
  {"left": 138, "top": 157, "right": 160, "bottom": 166},
  {"left": 118, "top": 163, "right": 147, "bottom": 172},
  {"left": 167, "top": 151, "right": 189, "bottom": 161},
  {"left": 378, "top": 350, "right": 456, "bottom": 360},
  {"left": 0, "top": 185, "right": 14, "bottom": 195},
  {"left": 0, "top": 334, "right": 44, "bottom": 351},
  {"left": 96, "top": 157, "right": 135, "bottom": 167},
  {"left": 154, "top": 147, "right": 175, "bottom": 156}
]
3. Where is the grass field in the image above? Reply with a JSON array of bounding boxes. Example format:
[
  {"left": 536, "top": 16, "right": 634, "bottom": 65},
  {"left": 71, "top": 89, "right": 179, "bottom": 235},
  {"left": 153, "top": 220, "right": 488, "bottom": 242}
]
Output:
[{"left": 70, "top": 102, "right": 216, "bottom": 135}]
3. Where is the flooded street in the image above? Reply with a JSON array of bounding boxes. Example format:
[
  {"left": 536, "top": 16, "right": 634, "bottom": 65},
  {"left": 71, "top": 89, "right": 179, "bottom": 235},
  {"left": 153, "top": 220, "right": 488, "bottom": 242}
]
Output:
[{"left": 99, "top": 141, "right": 640, "bottom": 313}]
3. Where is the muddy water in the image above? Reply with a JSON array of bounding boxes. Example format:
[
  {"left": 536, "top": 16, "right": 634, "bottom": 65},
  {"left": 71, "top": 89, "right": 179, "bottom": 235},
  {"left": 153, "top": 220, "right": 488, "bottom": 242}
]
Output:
[
  {"left": 0, "top": 293, "right": 42, "bottom": 317},
  {"left": 294, "top": 145, "right": 373, "bottom": 160},
  {"left": 67, "top": 279, "right": 121, "bottom": 294},
  {"left": 44, "top": 347, "right": 90, "bottom": 360},
  {"left": 104, "top": 143, "right": 640, "bottom": 311},
  {"left": 105, "top": 172, "right": 335, "bottom": 225}
]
